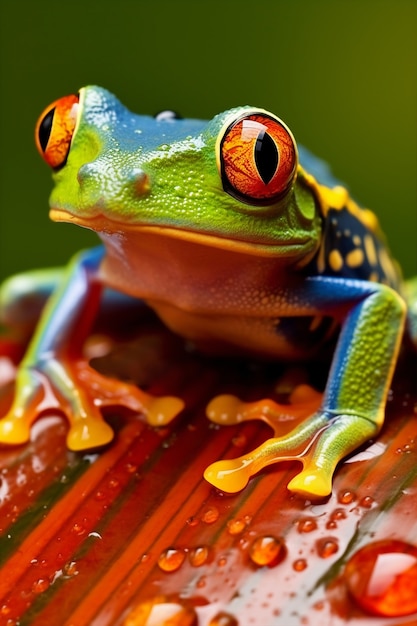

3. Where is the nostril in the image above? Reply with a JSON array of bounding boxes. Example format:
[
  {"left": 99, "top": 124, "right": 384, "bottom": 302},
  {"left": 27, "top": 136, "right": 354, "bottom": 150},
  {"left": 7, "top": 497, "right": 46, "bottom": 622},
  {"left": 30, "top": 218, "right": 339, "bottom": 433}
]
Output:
[
  {"left": 131, "top": 170, "right": 151, "bottom": 196},
  {"left": 77, "top": 162, "right": 93, "bottom": 185}
]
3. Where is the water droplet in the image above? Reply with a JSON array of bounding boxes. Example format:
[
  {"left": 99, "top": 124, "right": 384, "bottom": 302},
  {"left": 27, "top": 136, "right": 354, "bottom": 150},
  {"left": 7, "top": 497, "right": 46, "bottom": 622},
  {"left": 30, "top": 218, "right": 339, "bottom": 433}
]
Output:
[
  {"left": 125, "top": 462, "right": 138, "bottom": 474},
  {"left": 227, "top": 517, "right": 250, "bottom": 535},
  {"left": 297, "top": 518, "right": 317, "bottom": 533},
  {"left": 71, "top": 522, "right": 86, "bottom": 536},
  {"left": 338, "top": 490, "right": 355, "bottom": 504},
  {"left": 217, "top": 555, "right": 228, "bottom": 567},
  {"left": 359, "top": 495, "right": 375, "bottom": 509},
  {"left": 208, "top": 611, "right": 238, "bottom": 626},
  {"left": 157, "top": 548, "right": 186, "bottom": 572},
  {"left": 186, "top": 516, "right": 199, "bottom": 527},
  {"left": 202, "top": 507, "right": 219, "bottom": 524},
  {"left": 345, "top": 540, "right": 417, "bottom": 616},
  {"left": 316, "top": 538, "right": 338, "bottom": 558},
  {"left": 63, "top": 561, "right": 79, "bottom": 577},
  {"left": 293, "top": 558, "right": 308, "bottom": 571},
  {"left": 330, "top": 508, "right": 347, "bottom": 521},
  {"left": 249, "top": 536, "right": 286, "bottom": 567},
  {"left": 189, "top": 546, "right": 210, "bottom": 567},
  {"left": 0, "top": 604, "right": 11, "bottom": 616},
  {"left": 32, "top": 578, "right": 50, "bottom": 594},
  {"left": 94, "top": 490, "right": 106, "bottom": 501},
  {"left": 196, "top": 575, "right": 207, "bottom": 588},
  {"left": 124, "top": 596, "right": 197, "bottom": 626},
  {"left": 232, "top": 434, "right": 247, "bottom": 447}
]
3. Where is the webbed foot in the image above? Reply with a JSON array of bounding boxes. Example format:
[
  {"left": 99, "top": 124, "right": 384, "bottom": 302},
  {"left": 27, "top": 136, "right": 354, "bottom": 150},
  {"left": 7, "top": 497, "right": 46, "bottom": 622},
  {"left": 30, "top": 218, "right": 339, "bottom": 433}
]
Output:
[
  {"left": 204, "top": 391, "right": 379, "bottom": 499},
  {"left": 0, "top": 358, "right": 184, "bottom": 450}
]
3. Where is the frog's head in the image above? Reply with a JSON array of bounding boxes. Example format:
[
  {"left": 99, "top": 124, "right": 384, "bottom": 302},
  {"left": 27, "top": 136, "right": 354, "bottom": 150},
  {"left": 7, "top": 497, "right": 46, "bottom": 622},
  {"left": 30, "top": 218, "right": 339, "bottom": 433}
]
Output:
[{"left": 35, "top": 86, "right": 321, "bottom": 263}]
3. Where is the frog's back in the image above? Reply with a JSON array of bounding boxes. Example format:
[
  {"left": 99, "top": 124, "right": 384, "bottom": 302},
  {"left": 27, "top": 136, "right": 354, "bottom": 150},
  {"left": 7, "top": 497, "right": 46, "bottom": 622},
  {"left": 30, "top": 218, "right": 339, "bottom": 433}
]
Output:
[{"left": 299, "top": 146, "right": 402, "bottom": 291}]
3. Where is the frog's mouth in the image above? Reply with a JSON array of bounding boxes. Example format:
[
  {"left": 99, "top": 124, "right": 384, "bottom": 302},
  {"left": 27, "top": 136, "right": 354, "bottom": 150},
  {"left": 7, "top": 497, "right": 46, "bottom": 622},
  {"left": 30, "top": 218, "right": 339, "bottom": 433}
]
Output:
[{"left": 50, "top": 208, "right": 317, "bottom": 260}]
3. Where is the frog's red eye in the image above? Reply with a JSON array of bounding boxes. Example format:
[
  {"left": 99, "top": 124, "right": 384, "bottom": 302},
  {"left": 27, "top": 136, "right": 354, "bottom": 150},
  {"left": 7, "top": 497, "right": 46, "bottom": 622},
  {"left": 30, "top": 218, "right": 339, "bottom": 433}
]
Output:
[
  {"left": 219, "top": 112, "right": 298, "bottom": 206},
  {"left": 35, "top": 94, "right": 79, "bottom": 169}
]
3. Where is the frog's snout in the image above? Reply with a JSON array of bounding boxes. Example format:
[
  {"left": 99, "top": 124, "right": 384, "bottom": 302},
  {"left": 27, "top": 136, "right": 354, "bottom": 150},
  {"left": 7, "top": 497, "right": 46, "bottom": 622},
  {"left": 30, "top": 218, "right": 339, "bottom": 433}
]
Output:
[{"left": 75, "top": 162, "right": 151, "bottom": 201}]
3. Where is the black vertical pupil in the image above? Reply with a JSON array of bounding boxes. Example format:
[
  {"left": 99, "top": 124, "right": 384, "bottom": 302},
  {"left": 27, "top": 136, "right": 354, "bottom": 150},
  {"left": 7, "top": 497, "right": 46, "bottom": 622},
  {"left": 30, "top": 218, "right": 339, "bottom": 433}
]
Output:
[
  {"left": 38, "top": 108, "right": 55, "bottom": 152},
  {"left": 254, "top": 131, "right": 279, "bottom": 184}
]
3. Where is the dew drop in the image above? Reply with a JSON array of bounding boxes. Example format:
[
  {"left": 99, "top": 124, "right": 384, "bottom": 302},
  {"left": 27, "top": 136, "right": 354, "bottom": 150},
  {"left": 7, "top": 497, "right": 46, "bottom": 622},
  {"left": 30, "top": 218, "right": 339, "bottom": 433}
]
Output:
[
  {"left": 316, "top": 537, "right": 338, "bottom": 558},
  {"left": 208, "top": 611, "right": 238, "bottom": 626},
  {"left": 125, "top": 463, "right": 138, "bottom": 474},
  {"left": 202, "top": 507, "right": 219, "bottom": 524},
  {"left": 157, "top": 548, "right": 186, "bottom": 572},
  {"left": 227, "top": 517, "right": 250, "bottom": 535},
  {"left": 231, "top": 434, "right": 247, "bottom": 447},
  {"left": 249, "top": 536, "right": 286, "bottom": 567},
  {"left": 297, "top": 518, "right": 317, "bottom": 533},
  {"left": 189, "top": 546, "right": 210, "bottom": 567},
  {"left": 32, "top": 578, "right": 50, "bottom": 594},
  {"left": 326, "top": 521, "right": 337, "bottom": 530},
  {"left": 344, "top": 540, "right": 417, "bottom": 616},
  {"left": 330, "top": 508, "right": 347, "bottom": 522},
  {"left": 359, "top": 496, "right": 375, "bottom": 509},
  {"left": 338, "top": 490, "right": 355, "bottom": 504},
  {"left": 71, "top": 522, "right": 86, "bottom": 536},
  {"left": 293, "top": 558, "right": 308, "bottom": 572},
  {"left": 63, "top": 561, "right": 79, "bottom": 577},
  {"left": 124, "top": 596, "right": 197, "bottom": 626}
]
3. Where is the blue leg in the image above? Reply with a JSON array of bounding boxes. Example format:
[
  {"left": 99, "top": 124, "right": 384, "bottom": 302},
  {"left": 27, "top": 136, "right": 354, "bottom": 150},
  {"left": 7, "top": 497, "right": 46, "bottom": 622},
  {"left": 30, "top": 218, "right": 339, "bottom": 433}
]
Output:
[
  {"left": 0, "top": 247, "right": 184, "bottom": 449},
  {"left": 205, "top": 277, "right": 406, "bottom": 498}
]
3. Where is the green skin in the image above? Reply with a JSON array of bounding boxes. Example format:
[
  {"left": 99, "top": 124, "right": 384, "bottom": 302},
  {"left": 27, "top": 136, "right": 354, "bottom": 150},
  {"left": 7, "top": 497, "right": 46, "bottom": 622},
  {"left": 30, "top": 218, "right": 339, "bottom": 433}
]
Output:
[{"left": 0, "top": 86, "right": 415, "bottom": 499}]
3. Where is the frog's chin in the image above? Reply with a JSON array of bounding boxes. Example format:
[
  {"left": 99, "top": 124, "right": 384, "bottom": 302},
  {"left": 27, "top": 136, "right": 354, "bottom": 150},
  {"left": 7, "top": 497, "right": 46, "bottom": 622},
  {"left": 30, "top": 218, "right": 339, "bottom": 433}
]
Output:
[{"left": 50, "top": 208, "right": 317, "bottom": 260}]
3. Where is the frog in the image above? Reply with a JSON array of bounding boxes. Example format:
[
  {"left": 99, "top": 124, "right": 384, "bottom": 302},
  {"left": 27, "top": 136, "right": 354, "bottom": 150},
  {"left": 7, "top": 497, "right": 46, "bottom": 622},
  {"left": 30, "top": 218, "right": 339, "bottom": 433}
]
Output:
[{"left": 0, "top": 85, "right": 416, "bottom": 499}]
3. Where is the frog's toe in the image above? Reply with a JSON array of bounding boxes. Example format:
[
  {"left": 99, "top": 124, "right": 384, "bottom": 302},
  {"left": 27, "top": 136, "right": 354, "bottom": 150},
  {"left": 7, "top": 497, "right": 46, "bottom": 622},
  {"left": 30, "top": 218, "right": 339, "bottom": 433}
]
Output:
[
  {"left": 287, "top": 467, "right": 332, "bottom": 499},
  {"left": 0, "top": 416, "right": 30, "bottom": 445},
  {"left": 66, "top": 418, "right": 115, "bottom": 451},
  {"left": 204, "top": 457, "right": 253, "bottom": 493},
  {"left": 206, "top": 394, "right": 243, "bottom": 425},
  {"left": 144, "top": 396, "right": 185, "bottom": 427}
]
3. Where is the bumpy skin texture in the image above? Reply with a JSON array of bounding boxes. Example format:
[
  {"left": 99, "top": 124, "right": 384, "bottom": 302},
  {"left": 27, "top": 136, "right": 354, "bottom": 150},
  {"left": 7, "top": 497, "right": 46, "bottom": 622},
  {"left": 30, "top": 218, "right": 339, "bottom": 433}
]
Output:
[{"left": 0, "top": 86, "right": 415, "bottom": 499}]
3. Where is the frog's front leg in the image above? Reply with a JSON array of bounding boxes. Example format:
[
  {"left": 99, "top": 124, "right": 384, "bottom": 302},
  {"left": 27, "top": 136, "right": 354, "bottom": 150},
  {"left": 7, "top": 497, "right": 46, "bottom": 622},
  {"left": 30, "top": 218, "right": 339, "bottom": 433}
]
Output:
[
  {"left": 204, "top": 277, "right": 406, "bottom": 498},
  {"left": 0, "top": 247, "right": 184, "bottom": 450}
]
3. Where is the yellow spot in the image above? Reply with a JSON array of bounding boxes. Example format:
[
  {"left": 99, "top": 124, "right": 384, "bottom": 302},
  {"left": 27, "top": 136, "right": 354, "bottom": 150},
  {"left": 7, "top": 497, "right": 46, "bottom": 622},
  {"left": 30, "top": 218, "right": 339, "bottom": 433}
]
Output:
[
  {"left": 298, "top": 167, "right": 381, "bottom": 233},
  {"left": 329, "top": 249, "right": 344, "bottom": 272},
  {"left": 368, "top": 271, "right": 379, "bottom": 282},
  {"left": 364, "top": 235, "right": 378, "bottom": 266},
  {"left": 346, "top": 248, "right": 364, "bottom": 268},
  {"left": 353, "top": 235, "right": 361, "bottom": 246}
]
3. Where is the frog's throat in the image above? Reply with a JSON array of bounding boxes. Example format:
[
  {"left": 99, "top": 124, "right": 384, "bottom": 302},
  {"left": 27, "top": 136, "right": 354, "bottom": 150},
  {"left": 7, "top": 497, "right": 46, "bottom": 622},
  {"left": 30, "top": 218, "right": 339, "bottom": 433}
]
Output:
[{"left": 50, "top": 209, "right": 318, "bottom": 260}]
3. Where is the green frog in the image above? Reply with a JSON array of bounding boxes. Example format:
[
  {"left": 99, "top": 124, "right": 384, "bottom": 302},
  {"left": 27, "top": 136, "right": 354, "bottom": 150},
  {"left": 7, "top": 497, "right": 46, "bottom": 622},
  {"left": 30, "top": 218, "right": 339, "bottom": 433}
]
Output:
[{"left": 0, "top": 86, "right": 415, "bottom": 499}]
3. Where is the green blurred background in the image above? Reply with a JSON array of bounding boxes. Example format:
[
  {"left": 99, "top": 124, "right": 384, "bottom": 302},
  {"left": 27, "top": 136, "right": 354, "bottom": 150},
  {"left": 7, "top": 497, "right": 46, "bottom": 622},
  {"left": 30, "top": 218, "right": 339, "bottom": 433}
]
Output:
[{"left": 0, "top": 0, "right": 416, "bottom": 281}]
